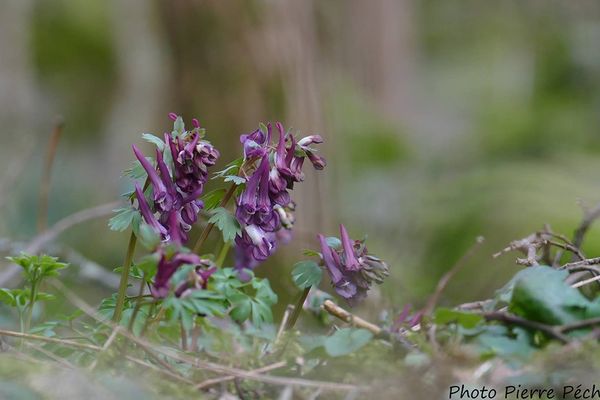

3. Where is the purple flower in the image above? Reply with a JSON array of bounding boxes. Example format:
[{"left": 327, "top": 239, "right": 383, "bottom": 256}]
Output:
[
  {"left": 174, "top": 259, "right": 217, "bottom": 298},
  {"left": 318, "top": 224, "right": 390, "bottom": 306},
  {"left": 234, "top": 122, "right": 326, "bottom": 271},
  {"left": 129, "top": 114, "right": 220, "bottom": 296},
  {"left": 151, "top": 248, "right": 202, "bottom": 298},
  {"left": 131, "top": 114, "right": 220, "bottom": 244}
]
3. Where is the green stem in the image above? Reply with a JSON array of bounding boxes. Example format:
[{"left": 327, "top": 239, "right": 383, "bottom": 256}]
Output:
[
  {"left": 113, "top": 231, "right": 137, "bottom": 322},
  {"left": 284, "top": 287, "right": 311, "bottom": 331},
  {"left": 180, "top": 318, "right": 188, "bottom": 351},
  {"left": 215, "top": 241, "right": 232, "bottom": 268},
  {"left": 139, "top": 301, "right": 157, "bottom": 337},
  {"left": 127, "top": 274, "right": 147, "bottom": 332},
  {"left": 193, "top": 183, "right": 237, "bottom": 254},
  {"left": 24, "top": 279, "right": 38, "bottom": 333}
]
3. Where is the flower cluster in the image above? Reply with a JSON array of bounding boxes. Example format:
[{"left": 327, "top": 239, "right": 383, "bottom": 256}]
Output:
[
  {"left": 318, "top": 225, "right": 390, "bottom": 306},
  {"left": 133, "top": 115, "right": 219, "bottom": 245},
  {"left": 234, "top": 122, "right": 326, "bottom": 273},
  {"left": 132, "top": 114, "right": 219, "bottom": 297}
]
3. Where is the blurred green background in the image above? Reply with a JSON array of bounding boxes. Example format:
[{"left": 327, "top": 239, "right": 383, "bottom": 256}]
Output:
[{"left": 2, "top": 0, "right": 600, "bottom": 321}]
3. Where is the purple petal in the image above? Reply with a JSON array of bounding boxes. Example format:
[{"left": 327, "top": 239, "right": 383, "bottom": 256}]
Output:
[{"left": 340, "top": 224, "right": 360, "bottom": 271}]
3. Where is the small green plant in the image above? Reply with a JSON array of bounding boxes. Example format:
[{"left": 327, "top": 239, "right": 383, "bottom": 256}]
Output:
[{"left": 1, "top": 253, "right": 67, "bottom": 333}]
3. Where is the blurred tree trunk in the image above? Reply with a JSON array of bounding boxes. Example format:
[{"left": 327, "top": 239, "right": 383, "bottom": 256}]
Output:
[
  {"left": 0, "top": 0, "right": 38, "bottom": 136},
  {"left": 102, "top": 0, "right": 171, "bottom": 188},
  {"left": 0, "top": 0, "right": 37, "bottom": 233},
  {"left": 345, "top": 0, "right": 417, "bottom": 125},
  {"left": 258, "top": 0, "right": 332, "bottom": 241}
]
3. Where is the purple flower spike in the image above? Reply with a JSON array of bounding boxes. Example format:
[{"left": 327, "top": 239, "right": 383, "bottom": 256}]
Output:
[
  {"left": 134, "top": 183, "right": 167, "bottom": 237},
  {"left": 132, "top": 145, "right": 167, "bottom": 205},
  {"left": 233, "top": 121, "right": 326, "bottom": 271},
  {"left": 318, "top": 234, "right": 344, "bottom": 284},
  {"left": 316, "top": 227, "right": 389, "bottom": 306},
  {"left": 306, "top": 150, "right": 326, "bottom": 170},
  {"left": 128, "top": 114, "right": 221, "bottom": 296},
  {"left": 152, "top": 249, "right": 202, "bottom": 298},
  {"left": 339, "top": 224, "right": 360, "bottom": 271}
]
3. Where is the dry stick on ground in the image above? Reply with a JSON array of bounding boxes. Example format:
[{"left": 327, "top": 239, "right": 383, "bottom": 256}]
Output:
[
  {"left": 553, "top": 201, "right": 600, "bottom": 266},
  {"left": 49, "top": 279, "right": 364, "bottom": 393},
  {"left": 37, "top": 117, "right": 65, "bottom": 233},
  {"left": 571, "top": 274, "right": 600, "bottom": 289},
  {"left": 24, "top": 341, "right": 76, "bottom": 369},
  {"left": 423, "top": 236, "right": 485, "bottom": 317},
  {"left": 0, "top": 329, "right": 101, "bottom": 352},
  {"left": 88, "top": 326, "right": 122, "bottom": 371},
  {"left": 0, "top": 201, "right": 120, "bottom": 286},
  {"left": 194, "top": 361, "right": 288, "bottom": 390},
  {"left": 0, "top": 327, "right": 194, "bottom": 385},
  {"left": 322, "top": 300, "right": 383, "bottom": 337},
  {"left": 562, "top": 257, "right": 600, "bottom": 270}
]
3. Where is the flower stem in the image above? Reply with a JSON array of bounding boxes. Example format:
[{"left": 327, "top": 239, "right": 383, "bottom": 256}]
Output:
[
  {"left": 215, "top": 241, "right": 232, "bottom": 267},
  {"left": 193, "top": 183, "right": 237, "bottom": 254},
  {"left": 24, "top": 279, "right": 38, "bottom": 333},
  {"left": 284, "top": 286, "right": 311, "bottom": 331},
  {"left": 113, "top": 231, "right": 137, "bottom": 322},
  {"left": 127, "top": 273, "right": 147, "bottom": 332}
]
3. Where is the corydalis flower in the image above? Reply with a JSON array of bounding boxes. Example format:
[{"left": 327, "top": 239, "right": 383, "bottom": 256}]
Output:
[
  {"left": 234, "top": 122, "right": 325, "bottom": 272},
  {"left": 151, "top": 247, "right": 202, "bottom": 298},
  {"left": 318, "top": 224, "right": 390, "bottom": 306},
  {"left": 132, "top": 114, "right": 219, "bottom": 244},
  {"left": 174, "top": 258, "right": 217, "bottom": 298}
]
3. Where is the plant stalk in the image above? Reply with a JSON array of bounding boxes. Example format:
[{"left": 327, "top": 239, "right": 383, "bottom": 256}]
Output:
[
  {"left": 284, "top": 287, "right": 311, "bottom": 331},
  {"left": 215, "top": 241, "right": 232, "bottom": 267},
  {"left": 193, "top": 183, "right": 237, "bottom": 254},
  {"left": 127, "top": 274, "right": 147, "bottom": 332},
  {"left": 113, "top": 232, "right": 138, "bottom": 322}
]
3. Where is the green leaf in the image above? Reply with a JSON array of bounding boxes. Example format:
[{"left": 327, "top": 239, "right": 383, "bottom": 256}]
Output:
[
  {"left": 201, "top": 188, "right": 226, "bottom": 211},
  {"left": 7, "top": 253, "right": 68, "bottom": 283},
  {"left": 173, "top": 116, "right": 185, "bottom": 135},
  {"left": 223, "top": 175, "right": 246, "bottom": 185},
  {"left": 325, "top": 237, "right": 342, "bottom": 249},
  {"left": 302, "top": 249, "right": 321, "bottom": 257},
  {"left": 122, "top": 157, "right": 154, "bottom": 180},
  {"left": 136, "top": 256, "right": 158, "bottom": 282},
  {"left": 208, "top": 207, "right": 241, "bottom": 243},
  {"left": 141, "top": 133, "right": 165, "bottom": 150},
  {"left": 108, "top": 206, "right": 139, "bottom": 232},
  {"left": 0, "top": 288, "right": 16, "bottom": 307},
  {"left": 508, "top": 265, "right": 596, "bottom": 325},
  {"left": 35, "top": 292, "right": 56, "bottom": 302},
  {"left": 292, "top": 261, "right": 323, "bottom": 289},
  {"left": 299, "top": 334, "right": 328, "bottom": 352},
  {"left": 474, "top": 326, "right": 535, "bottom": 359},
  {"left": 259, "top": 122, "right": 268, "bottom": 135},
  {"left": 213, "top": 158, "right": 243, "bottom": 179},
  {"left": 252, "top": 278, "right": 278, "bottom": 305},
  {"left": 324, "top": 328, "right": 373, "bottom": 357},
  {"left": 137, "top": 222, "right": 160, "bottom": 250},
  {"left": 230, "top": 297, "right": 251, "bottom": 322},
  {"left": 251, "top": 299, "right": 273, "bottom": 326},
  {"left": 434, "top": 308, "right": 483, "bottom": 329}
]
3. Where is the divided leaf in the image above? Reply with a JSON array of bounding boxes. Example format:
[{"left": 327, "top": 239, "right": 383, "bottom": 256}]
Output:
[
  {"left": 108, "top": 206, "right": 140, "bottom": 232},
  {"left": 208, "top": 207, "right": 241, "bottom": 243},
  {"left": 292, "top": 261, "right": 323, "bottom": 289}
]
